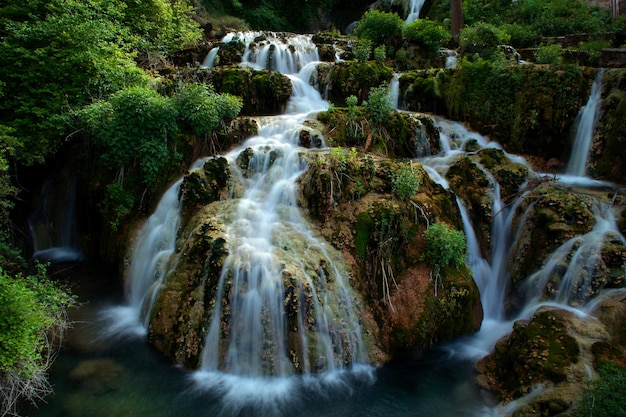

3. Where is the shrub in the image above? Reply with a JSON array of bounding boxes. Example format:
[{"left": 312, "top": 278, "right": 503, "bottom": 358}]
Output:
[
  {"left": 501, "top": 23, "right": 539, "bottom": 48},
  {"left": 364, "top": 84, "right": 393, "bottom": 124},
  {"left": 392, "top": 163, "right": 422, "bottom": 200},
  {"left": 353, "top": 39, "right": 372, "bottom": 62},
  {"left": 423, "top": 223, "right": 467, "bottom": 273},
  {"left": 176, "top": 83, "right": 242, "bottom": 136},
  {"left": 460, "top": 22, "right": 511, "bottom": 60},
  {"left": 576, "top": 362, "right": 626, "bottom": 417},
  {"left": 402, "top": 19, "right": 452, "bottom": 54},
  {"left": 534, "top": 44, "right": 563, "bottom": 65},
  {"left": 374, "top": 45, "right": 387, "bottom": 62},
  {"left": 354, "top": 10, "right": 404, "bottom": 45},
  {"left": 0, "top": 265, "right": 75, "bottom": 415}
]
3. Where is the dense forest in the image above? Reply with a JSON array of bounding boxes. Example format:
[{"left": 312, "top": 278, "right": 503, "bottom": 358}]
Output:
[{"left": 1, "top": 0, "right": 625, "bottom": 415}]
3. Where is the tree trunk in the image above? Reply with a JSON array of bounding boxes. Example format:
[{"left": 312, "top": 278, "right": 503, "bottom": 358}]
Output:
[{"left": 451, "top": 0, "right": 463, "bottom": 44}]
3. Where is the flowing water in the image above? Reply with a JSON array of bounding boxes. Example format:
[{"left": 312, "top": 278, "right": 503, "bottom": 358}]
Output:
[
  {"left": 26, "top": 38, "right": 624, "bottom": 417},
  {"left": 405, "top": 0, "right": 426, "bottom": 23},
  {"left": 566, "top": 69, "right": 605, "bottom": 177},
  {"left": 28, "top": 171, "right": 84, "bottom": 264}
]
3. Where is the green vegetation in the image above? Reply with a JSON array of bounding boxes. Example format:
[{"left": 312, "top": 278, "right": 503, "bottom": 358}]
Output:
[
  {"left": 0, "top": 265, "right": 75, "bottom": 416},
  {"left": 77, "top": 84, "right": 242, "bottom": 229},
  {"left": 402, "top": 19, "right": 452, "bottom": 54},
  {"left": 392, "top": 163, "right": 423, "bottom": 200},
  {"left": 353, "top": 39, "right": 373, "bottom": 62},
  {"left": 423, "top": 223, "right": 467, "bottom": 273},
  {"left": 364, "top": 84, "right": 393, "bottom": 125},
  {"left": 534, "top": 44, "right": 563, "bottom": 65},
  {"left": 353, "top": 10, "right": 404, "bottom": 46},
  {"left": 576, "top": 362, "right": 626, "bottom": 417},
  {"left": 459, "top": 22, "right": 511, "bottom": 61}
]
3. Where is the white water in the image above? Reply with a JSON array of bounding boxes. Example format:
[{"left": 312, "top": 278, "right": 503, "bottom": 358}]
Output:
[
  {"left": 197, "top": 32, "right": 366, "bottom": 378},
  {"left": 424, "top": 106, "right": 624, "bottom": 364},
  {"left": 201, "top": 47, "right": 219, "bottom": 68},
  {"left": 389, "top": 73, "right": 401, "bottom": 110},
  {"left": 405, "top": 0, "right": 426, "bottom": 23},
  {"left": 566, "top": 69, "right": 605, "bottom": 177},
  {"left": 29, "top": 175, "right": 84, "bottom": 264}
]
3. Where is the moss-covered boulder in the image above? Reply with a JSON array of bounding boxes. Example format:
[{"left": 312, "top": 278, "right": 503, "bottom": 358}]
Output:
[
  {"left": 298, "top": 148, "right": 483, "bottom": 356},
  {"left": 590, "top": 69, "right": 626, "bottom": 185},
  {"left": 174, "top": 66, "right": 292, "bottom": 116},
  {"left": 476, "top": 296, "right": 626, "bottom": 417},
  {"left": 443, "top": 148, "right": 529, "bottom": 256},
  {"left": 399, "top": 64, "right": 598, "bottom": 165},
  {"left": 507, "top": 185, "right": 626, "bottom": 309},
  {"left": 316, "top": 61, "right": 394, "bottom": 106},
  {"left": 317, "top": 109, "right": 439, "bottom": 158}
]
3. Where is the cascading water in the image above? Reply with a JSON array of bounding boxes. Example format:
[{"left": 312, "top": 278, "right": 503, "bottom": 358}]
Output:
[
  {"left": 194, "top": 32, "right": 367, "bottom": 380},
  {"left": 201, "top": 47, "right": 219, "bottom": 69},
  {"left": 565, "top": 69, "right": 605, "bottom": 177},
  {"left": 405, "top": 0, "right": 426, "bottom": 23},
  {"left": 28, "top": 172, "right": 84, "bottom": 264}
]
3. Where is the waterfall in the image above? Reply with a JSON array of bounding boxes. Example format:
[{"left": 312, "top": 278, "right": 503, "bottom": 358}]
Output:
[
  {"left": 195, "top": 32, "right": 366, "bottom": 378},
  {"left": 522, "top": 201, "right": 625, "bottom": 311},
  {"left": 200, "top": 47, "right": 219, "bottom": 69},
  {"left": 388, "top": 73, "right": 401, "bottom": 110},
  {"left": 565, "top": 69, "right": 605, "bottom": 177},
  {"left": 425, "top": 116, "right": 625, "bottom": 363},
  {"left": 405, "top": 0, "right": 426, "bottom": 23},
  {"left": 102, "top": 160, "right": 205, "bottom": 337},
  {"left": 28, "top": 172, "right": 84, "bottom": 264},
  {"left": 422, "top": 120, "right": 533, "bottom": 359}
]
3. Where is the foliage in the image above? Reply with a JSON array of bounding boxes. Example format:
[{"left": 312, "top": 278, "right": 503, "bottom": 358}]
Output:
[
  {"left": 402, "top": 19, "right": 452, "bottom": 54},
  {"left": 501, "top": 23, "right": 539, "bottom": 48},
  {"left": 459, "top": 0, "right": 610, "bottom": 38},
  {"left": 78, "top": 86, "right": 179, "bottom": 187},
  {"left": 460, "top": 22, "right": 511, "bottom": 61},
  {"left": 354, "top": 10, "right": 404, "bottom": 46},
  {"left": 423, "top": 223, "right": 467, "bottom": 273},
  {"left": 175, "top": 83, "right": 243, "bottom": 136},
  {"left": 392, "top": 163, "right": 422, "bottom": 200},
  {"left": 0, "top": 0, "right": 202, "bottom": 167},
  {"left": 353, "top": 39, "right": 372, "bottom": 62},
  {"left": 576, "top": 362, "right": 626, "bottom": 417},
  {"left": 374, "top": 45, "right": 387, "bottom": 63},
  {"left": 534, "top": 44, "right": 563, "bottom": 65},
  {"left": 0, "top": 265, "right": 75, "bottom": 416},
  {"left": 364, "top": 84, "right": 393, "bottom": 125}
]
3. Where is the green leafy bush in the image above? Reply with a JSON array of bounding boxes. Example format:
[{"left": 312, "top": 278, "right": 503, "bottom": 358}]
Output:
[
  {"left": 460, "top": 22, "right": 511, "bottom": 61},
  {"left": 501, "top": 23, "right": 539, "bottom": 48},
  {"left": 364, "top": 84, "right": 393, "bottom": 124},
  {"left": 176, "top": 83, "right": 242, "bottom": 136},
  {"left": 354, "top": 10, "right": 404, "bottom": 45},
  {"left": 392, "top": 163, "right": 422, "bottom": 200},
  {"left": 353, "top": 39, "right": 372, "bottom": 62},
  {"left": 533, "top": 44, "right": 563, "bottom": 65},
  {"left": 0, "top": 266, "right": 75, "bottom": 415},
  {"left": 402, "top": 19, "right": 452, "bottom": 53},
  {"left": 423, "top": 223, "right": 467, "bottom": 273},
  {"left": 576, "top": 362, "right": 626, "bottom": 417},
  {"left": 374, "top": 45, "right": 387, "bottom": 62}
]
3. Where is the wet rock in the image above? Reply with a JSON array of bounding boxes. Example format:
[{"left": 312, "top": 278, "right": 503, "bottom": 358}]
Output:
[{"left": 68, "top": 358, "right": 127, "bottom": 394}]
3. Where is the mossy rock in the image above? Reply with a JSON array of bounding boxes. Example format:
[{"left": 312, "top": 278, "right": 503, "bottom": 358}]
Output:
[
  {"left": 508, "top": 185, "right": 626, "bottom": 308},
  {"left": 316, "top": 61, "right": 394, "bottom": 106},
  {"left": 316, "top": 109, "right": 438, "bottom": 158},
  {"left": 179, "top": 157, "right": 232, "bottom": 227},
  {"left": 590, "top": 69, "right": 626, "bottom": 185},
  {"left": 477, "top": 308, "right": 581, "bottom": 401}
]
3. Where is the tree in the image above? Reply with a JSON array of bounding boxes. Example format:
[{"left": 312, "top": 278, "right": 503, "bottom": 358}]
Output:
[{"left": 451, "top": 0, "right": 463, "bottom": 43}]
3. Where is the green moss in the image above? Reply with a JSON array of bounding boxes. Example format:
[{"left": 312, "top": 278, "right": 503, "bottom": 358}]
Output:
[{"left": 354, "top": 212, "right": 374, "bottom": 258}]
